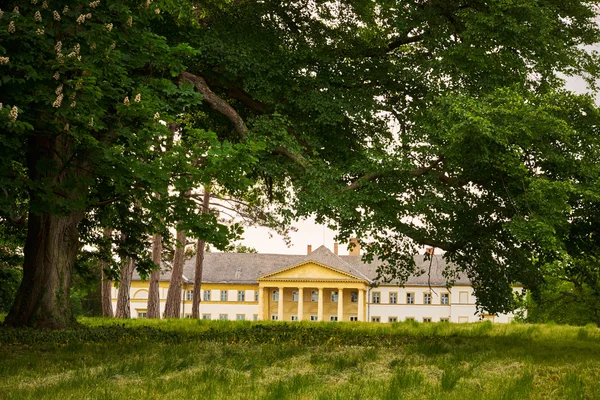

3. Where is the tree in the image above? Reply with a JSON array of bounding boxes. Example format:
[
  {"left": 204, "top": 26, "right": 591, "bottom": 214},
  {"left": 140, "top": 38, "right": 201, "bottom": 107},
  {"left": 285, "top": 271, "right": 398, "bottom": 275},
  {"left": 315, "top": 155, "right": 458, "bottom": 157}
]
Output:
[{"left": 2, "top": 0, "right": 600, "bottom": 328}]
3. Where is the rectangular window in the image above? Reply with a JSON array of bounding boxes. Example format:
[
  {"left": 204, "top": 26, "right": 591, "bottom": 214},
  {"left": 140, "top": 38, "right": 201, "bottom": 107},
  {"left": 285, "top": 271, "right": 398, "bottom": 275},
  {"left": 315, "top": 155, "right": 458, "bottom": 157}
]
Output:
[
  {"left": 220, "top": 290, "right": 228, "bottom": 301},
  {"left": 406, "top": 292, "right": 415, "bottom": 304},
  {"left": 389, "top": 292, "right": 397, "bottom": 304},
  {"left": 203, "top": 290, "right": 211, "bottom": 301},
  {"left": 310, "top": 315, "right": 318, "bottom": 321},
  {"left": 271, "top": 315, "right": 278, "bottom": 321},
  {"left": 371, "top": 316, "right": 381, "bottom": 322},
  {"left": 350, "top": 316, "right": 358, "bottom": 321},
  {"left": 202, "top": 313, "right": 211, "bottom": 320},
  {"left": 331, "top": 291, "right": 339, "bottom": 302},
  {"left": 219, "top": 314, "right": 228, "bottom": 320},
  {"left": 424, "top": 293, "right": 432, "bottom": 305},
  {"left": 292, "top": 291, "right": 299, "bottom": 302},
  {"left": 458, "top": 316, "right": 468, "bottom": 323},
  {"left": 185, "top": 314, "right": 192, "bottom": 319},
  {"left": 291, "top": 315, "right": 298, "bottom": 321},
  {"left": 405, "top": 317, "right": 415, "bottom": 321},
  {"left": 441, "top": 293, "right": 450, "bottom": 305},
  {"left": 253, "top": 314, "right": 258, "bottom": 321},
  {"left": 137, "top": 311, "right": 147, "bottom": 318},
  {"left": 186, "top": 290, "right": 194, "bottom": 301},
  {"left": 236, "top": 314, "right": 245, "bottom": 321},
  {"left": 440, "top": 317, "right": 450, "bottom": 322},
  {"left": 351, "top": 291, "right": 358, "bottom": 303},
  {"left": 255, "top": 290, "right": 259, "bottom": 301},
  {"left": 311, "top": 290, "right": 319, "bottom": 302},
  {"left": 330, "top": 316, "right": 338, "bottom": 321},
  {"left": 388, "top": 317, "right": 398, "bottom": 323},
  {"left": 459, "top": 292, "right": 469, "bottom": 304},
  {"left": 237, "top": 290, "right": 245, "bottom": 301},
  {"left": 272, "top": 290, "right": 279, "bottom": 301},
  {"left": 423, "top": 317, "right": 432, "bottom": 323},
  {"left": 372, "top": 292, "right": 380, "bottom": 304}
]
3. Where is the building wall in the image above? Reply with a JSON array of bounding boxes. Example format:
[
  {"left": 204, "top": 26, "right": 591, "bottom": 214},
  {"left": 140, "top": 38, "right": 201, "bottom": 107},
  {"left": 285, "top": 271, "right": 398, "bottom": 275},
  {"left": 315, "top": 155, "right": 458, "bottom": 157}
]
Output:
[{"left": 114, "top": 281, "right": 520, "bottom": 323}]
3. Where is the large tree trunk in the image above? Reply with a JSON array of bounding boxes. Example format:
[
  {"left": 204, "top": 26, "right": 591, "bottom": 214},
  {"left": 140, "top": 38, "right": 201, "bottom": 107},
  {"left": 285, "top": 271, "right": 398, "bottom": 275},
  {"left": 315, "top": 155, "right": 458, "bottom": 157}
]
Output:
[
  {"left": 4, "top": 211, "right": 84, "bottom": 329},
  {"left": 115, "top": 257, "right": 136, "bottom": 318},
  {"left": 100, "top": 228, "right": 114, "bottom": 318},
  {"left": 163, "top": 229, "right": 186, "bottom": 318},
  {"left": 147, "top": 233, "right": 162, "bottom": 318},
  {"left": 192, "top": 187, "right": 211, "bottom": 319}
]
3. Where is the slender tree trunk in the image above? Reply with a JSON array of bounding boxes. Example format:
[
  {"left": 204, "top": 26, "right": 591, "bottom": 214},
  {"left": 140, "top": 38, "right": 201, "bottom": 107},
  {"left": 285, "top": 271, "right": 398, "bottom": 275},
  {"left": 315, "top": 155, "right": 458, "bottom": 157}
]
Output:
[
  {"left": 192, "top": 187, "right": 211, "bottom": 318},
  {"left": 115, "top": 257, "right": 136, "bottom": 318},
  {"left": 100, "top": 228, "right": 114, "bottom": 318},
  {"left": 163, "top": 229, "right": 186, "bottom": 318},
  {"left": 147, "top": 233, "right": 162, "bottom": 318},
  {"left": 4, "top": 211, "right": 84, "bottom": 329}
]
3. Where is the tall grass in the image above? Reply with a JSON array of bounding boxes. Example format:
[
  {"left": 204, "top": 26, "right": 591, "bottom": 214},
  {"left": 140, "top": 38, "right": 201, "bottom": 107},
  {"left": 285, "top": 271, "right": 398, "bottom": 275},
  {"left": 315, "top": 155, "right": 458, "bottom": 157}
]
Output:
[{"left": 0, "top": 318, "right": 599, "bottom": 399}]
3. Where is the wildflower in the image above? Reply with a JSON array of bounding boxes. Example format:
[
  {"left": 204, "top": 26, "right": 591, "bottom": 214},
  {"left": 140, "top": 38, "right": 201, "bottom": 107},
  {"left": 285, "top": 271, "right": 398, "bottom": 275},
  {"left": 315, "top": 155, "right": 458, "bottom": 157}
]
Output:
[
  {"left": 8, "top": 21, "right": 15, "bottom": 33},
  {"left": 36, "top": 28, "right": 44, "bottom": 35},
  {"left": 53, "top": 71, "right": 60, "bottom": 80},
  {"left": 13, "top": 6, "right": 19, "bottom": 14},
  {"left": 42, "top": 1, "right": 48, "bottom": 9},
  {"left": 53, "top": 93, "right": 63, "bottom": 108},
  {"left": 55, "top": 84, "right": 63, "bottom": 95},
  {"left": 123, "top": 96, "right": 130, "bottom": 106},
  {"left": 0, "top": 57, "right": 9, "bottom": 65},
  {"left": 127, "top": 16, "right": 132, "bottom": 27},
  {"left": 154, "top": 8, "right": 160, "bottom": 14},
  {"left": 76, "top": 14, "right": 85, "bottom": 24},
  {"left": 9, "top": 106, "right": 18, "bottom": 122},
  {"left": 134, "top": 93, "right": 141, "bottom": 102},
  {"left": 89, "top": 1, "right": 100, "bottom": 8},
  {"left": 63, "top": 6, "right": 69, "bottom": 14},
  {"left": 53, "top": 10, "right": 60, "bottom": 21},
  {"left": 105, "top": 23, "right": 112, "bottom": 31},
  {"left": 34, "top": 11, "right": 42, "bottom": 22},
  {"left": 154, "top": 112, "right": 160, "bottom": 120},
  {"left": 55, "top": 41, "right": 62, "bottom": 52}
]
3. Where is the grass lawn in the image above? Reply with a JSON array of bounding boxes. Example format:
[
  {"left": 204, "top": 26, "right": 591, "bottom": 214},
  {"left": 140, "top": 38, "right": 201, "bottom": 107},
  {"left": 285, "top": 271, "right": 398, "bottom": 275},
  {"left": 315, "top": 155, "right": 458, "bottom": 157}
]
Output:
[{"left": 0, "top": 318, "right": 599, "bottom": 399}]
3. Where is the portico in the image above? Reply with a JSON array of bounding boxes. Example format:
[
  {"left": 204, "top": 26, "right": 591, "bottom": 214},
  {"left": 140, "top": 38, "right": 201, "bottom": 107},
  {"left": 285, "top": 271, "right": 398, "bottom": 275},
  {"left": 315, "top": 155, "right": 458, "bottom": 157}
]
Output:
[{"left": 256, "top": 259, "right": 369, "bottom": 322}]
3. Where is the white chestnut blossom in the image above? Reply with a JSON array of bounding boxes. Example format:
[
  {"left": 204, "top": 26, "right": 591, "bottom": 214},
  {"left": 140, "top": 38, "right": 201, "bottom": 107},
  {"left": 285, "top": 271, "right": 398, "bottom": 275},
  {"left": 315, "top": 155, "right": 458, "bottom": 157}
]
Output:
[
  {"left": 154, "top": 112, "right": 160, "bottom": 120},
  {"left": 42, "top": 1, "right": 48, "bottom": 9},
  {"left": 63, "top": 6, "right": 69, "bottom": 14},
  {"left": 31, "top": 0, "right": 38, "bottom": 4},
  {"left": 64, "top": 123, "right": 69, "bottom": 131},
  {"left": 9, "top": 106, "right": 18, "bottom": 122},
  {"left": 55, "top": 41, "right": 62, "bottom": 52},
  {"left": 0, "top": 57, "right": 9, "bottom": 65},
  {"left": 89, "top": 117, "right": 94, "bottom": 127},
  {"left": 55, "top": 84, "right": 63, "bottom": 95},
  {"left": 34, "top": 11, "right": 42, "bottom": 22},
  {"left": 89, "top": 1, "right": 100, "bottom": 8},
  {"left": 86, "top": 13, "right": 91, "bottom": 19},
  {"left": 36, "top": 28, "right": 44, "bottom": 35},
  {"left": 105, "top": 23, "right": 113, "bottom": 31},
  {"left": 127, "top": 16, "right": 132, "bottom": 27},
  {"left": 53, "top": 72, "right": 60, "bottom": 80},
  {"left": 154, "top": 8, "right": 160, "bottom": 14},
  {"left": 70, "top": 101, "right": 76, "bottom": 108},
  {"left": 8, "top": 21, "right": 15, "bottom": 34},
  {"left": 0, "top": 10, "right": 4, "bottom": 19},
  {"left": 13, "top": 7, "right": 19, "bottom": 14},
  {"left": 134, "top": 93, "right": 141, "bottom": 102},
  {"left": 123, "top": 96, "right": 130, "bottom": 106},
  {"left": 53, "top": 10, "right": 60, "bottom": 21},
  {"left": 76, "top": 14, "right": 85, "bottom": 24},
  {"left": 53, "top": 93, "right": 63, "bottom": 108}
]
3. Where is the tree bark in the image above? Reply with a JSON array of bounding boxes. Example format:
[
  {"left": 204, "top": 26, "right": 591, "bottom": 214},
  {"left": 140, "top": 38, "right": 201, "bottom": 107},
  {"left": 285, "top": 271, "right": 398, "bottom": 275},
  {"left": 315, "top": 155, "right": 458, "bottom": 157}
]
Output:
[
  {"left": 147, "top": 233, "right": 162, "bottom": 318},
  {"left": 100, "top": 228, "right": 114, "bottom": 318},
  {"left": 163, "top": 229, "right": 186, "bottom": 318},
  {"left": 4, "top": 210, "right": 84, "bottom": 329},
  {"left": 115, "top": 257, "right": 136, "bottom": 318},
  {"left": 192, "top": 187, "right": 211, "bottom": 318}
]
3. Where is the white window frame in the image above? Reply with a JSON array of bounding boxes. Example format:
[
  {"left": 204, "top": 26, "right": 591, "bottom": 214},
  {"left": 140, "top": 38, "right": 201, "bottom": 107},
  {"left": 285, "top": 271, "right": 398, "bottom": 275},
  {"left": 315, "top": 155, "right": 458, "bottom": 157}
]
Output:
[
  {"left": 291, "top": 315, "right": 299, "bottom": 321},
  {"left": 203, "top": 290, "right": 211, "bottom": 301},
  {"left": 349, "top": 316, "right": 358, "bottom": 321},
  {"left": 372, "top": 292, "right": 380, "bottom": 304},
  {"left": 389, "top": 292, "right": 397, "bottom": 304},
  {"left": 330, "top": 316, "right": 338, "bottom": 321},
  {"left": 292, "top": 290, "right": 299, "bottom": 302},
  {"left": 310, "top": 315, "right": 318, "bottom": 321},
  {"left": 388, "top": 317, "right": 398, "bottom": 323},
  {"left": 423, "top": 317, "right": 432, "bottom": 323},
  {"left": 237, "top": 290, "right": 245, "bottom": 302},
  {"left": 423, "top": 293, "right": 432, "bottom": 305},
  {"left": 441, "top": 293, "right": 450, "bottom": 305},
  {"left": 202, "top": 313, "right": 211, "bottom": 320},
  {"left": 219, "top": 314, "right": 228, "bottom": 320},
  {"left": 220, "top": 290, "right": 228, "bottom": 301},
  {"left": 137, "top": 311, "right": 147, "bottom": 318},
  {"left": 271, "top": 314, "right": 279, "bottom": 321},
  {"left": 186, "top": 290, "right": 194, "bottom": 301},
  {"left": 331, "top": 291, "right": 339, "bottom": 302},
  {"left": 350, "top": 291, "right": 358, "bottom": 303},
  {"left": 254, "top": 290, "right": 259, "bottom": 301},
  {"left": 272, "top": 290, "right": 279, "bottom": 301},
  {"left": 236, "top": 314, "right": 245, "bottom": 321},
  {"left": 311, "top": 290, "right": 319, "bottom": 302},
  {"left": 371, "top": 316, "right": 381, "bottom": 322},
  {"left": 406, "top": 292, "right": 415, "bottom": 304}
]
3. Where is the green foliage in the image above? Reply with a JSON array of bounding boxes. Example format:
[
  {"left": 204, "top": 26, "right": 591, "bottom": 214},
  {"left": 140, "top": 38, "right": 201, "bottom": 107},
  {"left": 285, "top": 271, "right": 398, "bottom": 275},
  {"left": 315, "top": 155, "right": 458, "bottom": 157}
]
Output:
[{"left": 0, "top": 268, "right": 21, "bottom": 313}]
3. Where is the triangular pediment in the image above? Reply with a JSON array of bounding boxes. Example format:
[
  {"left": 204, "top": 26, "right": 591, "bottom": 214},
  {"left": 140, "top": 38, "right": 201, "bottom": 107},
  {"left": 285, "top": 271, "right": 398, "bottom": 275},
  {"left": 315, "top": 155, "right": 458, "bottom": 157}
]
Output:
[{"left": 258, "top": 260, "right": 365, "bottom": 281}]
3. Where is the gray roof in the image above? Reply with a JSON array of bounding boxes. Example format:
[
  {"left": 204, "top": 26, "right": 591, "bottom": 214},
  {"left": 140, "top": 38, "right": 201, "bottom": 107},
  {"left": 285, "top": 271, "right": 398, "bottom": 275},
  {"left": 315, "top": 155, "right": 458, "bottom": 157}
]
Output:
[{"left": 135, "top": 245, "right": 470, "bottom": 287}]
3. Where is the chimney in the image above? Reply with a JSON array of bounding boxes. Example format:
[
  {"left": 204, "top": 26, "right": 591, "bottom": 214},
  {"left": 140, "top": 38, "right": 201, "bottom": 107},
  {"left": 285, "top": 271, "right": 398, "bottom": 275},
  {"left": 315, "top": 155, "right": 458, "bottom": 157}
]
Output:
[
  {"left": 426, "top": 247, "right": 435, "bottom": 255},
  {"left": 307, "top": 244, "right": 312, "bottom": 255},
  {"left": 333, "top": 242, "right": 339, "bottom": 255},
  {"left": 349, "top": 238, "right": 360, "bottom": 256}
]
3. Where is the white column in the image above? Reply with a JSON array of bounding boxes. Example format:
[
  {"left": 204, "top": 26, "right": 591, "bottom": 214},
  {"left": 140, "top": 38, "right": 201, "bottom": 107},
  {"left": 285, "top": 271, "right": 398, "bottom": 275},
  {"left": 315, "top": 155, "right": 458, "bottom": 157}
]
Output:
[
  {"left": 298, "top": 288, "right": 304, "bottom": 321},
  {"left": 358, "top": 289, "right": 365, "bottom": 321},
  {"left": 337, "top": 288, "right": 344, "bottom": 322},
  {"left": 317, "top": 287, "right": 324, "bottom": 321},
  {"left": 277, "top": 286, "right": 284, "bottom": 321}
]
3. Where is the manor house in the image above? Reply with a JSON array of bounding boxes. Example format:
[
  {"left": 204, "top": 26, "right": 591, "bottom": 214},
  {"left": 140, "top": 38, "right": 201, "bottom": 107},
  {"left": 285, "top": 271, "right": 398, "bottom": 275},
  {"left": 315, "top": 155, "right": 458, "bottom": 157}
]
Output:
[{"left": 112, "top": 241, "right": 519, "bottom": 323}]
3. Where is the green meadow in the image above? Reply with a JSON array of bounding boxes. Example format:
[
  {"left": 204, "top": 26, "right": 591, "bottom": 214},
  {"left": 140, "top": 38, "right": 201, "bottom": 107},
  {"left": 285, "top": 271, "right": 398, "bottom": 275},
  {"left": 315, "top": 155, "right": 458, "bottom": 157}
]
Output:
[{"left": 1, "top": 318, "right": 599, "bottom": 399}]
